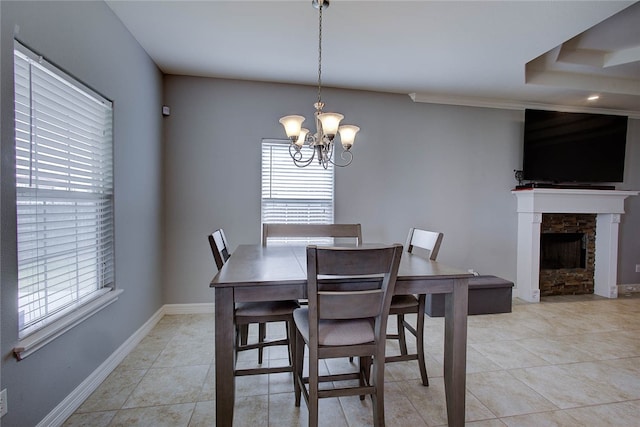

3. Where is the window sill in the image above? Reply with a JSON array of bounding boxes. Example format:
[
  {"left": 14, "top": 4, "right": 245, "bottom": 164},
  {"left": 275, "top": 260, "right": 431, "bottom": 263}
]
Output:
[{"left": 13, "top": 289, "right": 123, "bottom": 361}]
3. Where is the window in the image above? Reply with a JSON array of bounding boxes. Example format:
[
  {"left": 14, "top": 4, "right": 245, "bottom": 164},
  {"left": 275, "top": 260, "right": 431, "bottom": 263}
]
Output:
[
  {"left": 13, "top": 42, "right": 114, "bottom": 339},
  {"left": 261, "top": 139, "right": 334, "bottom": 238}
]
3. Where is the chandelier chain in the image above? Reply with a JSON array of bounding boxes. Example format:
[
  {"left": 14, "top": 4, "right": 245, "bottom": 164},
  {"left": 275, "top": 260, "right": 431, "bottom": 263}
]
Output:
[{"left": 317, "top": 2, "right": 323, "bottom": 108}]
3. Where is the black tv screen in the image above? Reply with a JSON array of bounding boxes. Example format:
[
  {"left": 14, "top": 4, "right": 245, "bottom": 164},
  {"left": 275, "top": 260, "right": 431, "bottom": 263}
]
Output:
[{"left": 522, "top": 109, "right": 628, "bottom": 183}]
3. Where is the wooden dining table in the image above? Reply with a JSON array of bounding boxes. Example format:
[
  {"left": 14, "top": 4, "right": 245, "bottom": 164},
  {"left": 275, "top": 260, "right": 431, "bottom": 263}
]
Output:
[{"left": 210, "top": 244, "right": 472, "bottom": 427}]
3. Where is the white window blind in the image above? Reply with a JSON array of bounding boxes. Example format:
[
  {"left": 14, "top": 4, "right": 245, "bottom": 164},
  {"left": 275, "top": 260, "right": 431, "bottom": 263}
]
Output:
[
  {"left": 261, "top": 139, "right": 334, "bottom": 231},
  {"left": 14, "top": 42, "right": 114, "bottom": 338}
]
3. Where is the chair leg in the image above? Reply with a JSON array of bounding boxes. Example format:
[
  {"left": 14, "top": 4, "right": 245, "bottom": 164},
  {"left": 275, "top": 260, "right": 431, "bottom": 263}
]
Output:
[
  {"left": 258, "top": 322, "right": 266, "bottom": 364},
  {"left": 371, "top": 353, "right": 385, "bottom": 427},
  {"left": 294, "top": 329, "right": 305, "bottom": 407},
  {"left": 417, "top": 295, "right": 429, "bottom": 386},
  {"left": 397, "top": 314, "right": 408, "bottom": 355},
  {"left": 286, "top": 318, "right": 296, "bottom": 367},
  {"left": 308, "top": 346, "right": 319, "bottom": 427},
  {"left": 359, "top": 356, "right": 372, "bottom": 401},
  {"left": 239, "top": 324, "right": 249, "bottom": 346}
]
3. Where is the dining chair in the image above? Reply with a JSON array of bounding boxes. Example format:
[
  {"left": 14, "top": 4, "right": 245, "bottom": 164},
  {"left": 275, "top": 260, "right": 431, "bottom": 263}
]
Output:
[
  {"left": 208, "top": 228, "right": 299, "bottom": 373},
  {"left": 261, "top": 223, "right": 362, "bottom": 246},
  {"left": 293, "top": 244, "right": 403, "bottom": 427},
  {"left": 385, "top": 227, "right": 443, "bottom": 386}
]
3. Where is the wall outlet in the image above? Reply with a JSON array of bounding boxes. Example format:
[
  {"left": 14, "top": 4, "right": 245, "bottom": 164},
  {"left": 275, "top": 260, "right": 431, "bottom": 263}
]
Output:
[
  {"left": 636, "top": 264, "right": 640, "bottom": 273},
  {"left": 0, "top": 388, "right": 7, "bottom": 417}
]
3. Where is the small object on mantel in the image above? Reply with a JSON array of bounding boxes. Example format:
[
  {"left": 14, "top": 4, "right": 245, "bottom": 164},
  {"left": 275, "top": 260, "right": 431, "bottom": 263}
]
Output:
[{"left": 514, "top": 169, "right": 524, "bottom": 186}]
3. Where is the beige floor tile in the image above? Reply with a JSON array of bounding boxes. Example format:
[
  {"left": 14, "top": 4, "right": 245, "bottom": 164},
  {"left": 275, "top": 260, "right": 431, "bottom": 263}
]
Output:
[
  {"left": 199, "top": 365, "right": 216, "bottom": 401},
  {"left": 463, "top": 420, "right": 508, "bottom": 427},
  {"left": 234, "top": 394, "right": 269, "bottom": 427},
  {"left": 466, "top": 370, "right": 557, "bottom": 417},
  {"left": 117, "top": 336, "right": 167, "bottom": 370},
  {"left": 398, "top": 376, "right": 495, "bottom": 425},
  {"left": 470, "top": 340, "right": 549, "bottom": 370},
  {"left": 466, "top": 346, "right": 503, "bottom": 374},
  {"left": 268, "top": 369, "right": 296, "bottom": 394},
  {"left": 152, "top": 336, "right": 214, "bottom": 368},
  {"left": 562, "top": 400, "right": 640, "bottom": 426},
  {"left": 554, "top": 332, "right": 622, "bottom": 360},
  {"left": 585, "top": 359, "right": 640, "bottom": 399},
  {"left": 62, "top": 410, "right": 116, "bottom": 427},
  {"left": 123, "top": 365, "right": 209, "bottom": 408},
  {"left": 267, "top": 392, "right": 310, "bottom": 427},
  {"left": 234, "top": 368, "right": 269, "bottom": 398},
  {"left": 189, "top": 400, "right": 215, "bottom": 427},
  {"left": 76, "top": 368, "right": 146, "bottom": 412},
  {"left": 236, "top": 347, "right": 266, "bottom": 364},
  {"left": 292, "top": 395, "right": 351, "bottom": 427},
  {"left": 384, "top": 358, "right": 441, "bottom": 383},
  {"left": 385, "top": 382, "right": 431, "bottom": 425},
  {"left": 509, "top": 362, "right": 631, "bottom": 409},
  {"left": 268, "top": 343, "right": 294, "bottom": 360},
  {"left": 500, "top": 410, "right": 582, "bottom": 427},
  {"left": 514, "top": 337, "right": 596, "bottom": 365},
  {"left": 146, "top": 317, "right": 183, "bottom": 341},
  {"left": 109, "top": 402, "right": 195, "bottom": 427}
]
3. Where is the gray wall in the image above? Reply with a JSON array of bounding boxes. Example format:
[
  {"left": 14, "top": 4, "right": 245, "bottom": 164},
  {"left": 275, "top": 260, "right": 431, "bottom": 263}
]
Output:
[
  {"left": 0, "top": 2, "right": 164, "bottom": 425},
  {"left": 162, "top": 75, "right": 640, "bottom": 304},
  {"left": 620, "top": 119, "right": 640, "bottom": 280}
]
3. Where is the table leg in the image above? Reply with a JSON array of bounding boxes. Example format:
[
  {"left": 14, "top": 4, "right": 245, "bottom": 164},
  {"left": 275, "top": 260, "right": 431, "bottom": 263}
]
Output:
[
  {"left": 443, "top": 278, "right": 468, "bottom": 427},
  {"left": 215, "top": 287, "right": 235, "bottom": 427}
]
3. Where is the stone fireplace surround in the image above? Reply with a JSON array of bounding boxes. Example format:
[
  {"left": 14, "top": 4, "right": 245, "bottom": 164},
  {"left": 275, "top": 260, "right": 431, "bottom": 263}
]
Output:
[{"left": 512, "top": 188, "right": 638, "bottom": 303}]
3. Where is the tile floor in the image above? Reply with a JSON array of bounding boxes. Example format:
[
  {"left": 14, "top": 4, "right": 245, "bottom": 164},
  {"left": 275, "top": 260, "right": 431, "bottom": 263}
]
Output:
[{"left": 64, "top": 294, "right": 640, "bottom": 426}]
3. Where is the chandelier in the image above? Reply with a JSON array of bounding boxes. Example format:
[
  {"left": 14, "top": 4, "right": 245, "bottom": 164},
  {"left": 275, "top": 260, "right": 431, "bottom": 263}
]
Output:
[{"left": 278, "top": 0, "right": 359, "bottom": 168}]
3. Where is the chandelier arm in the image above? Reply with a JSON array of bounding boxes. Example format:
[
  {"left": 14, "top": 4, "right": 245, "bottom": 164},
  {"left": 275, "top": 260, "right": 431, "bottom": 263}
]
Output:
[
  {"left": 328, "top": 149, "right": 353, "bottom": 167},
  {"left": 289, "top": 143, "right": 317, "bottom": 168}
]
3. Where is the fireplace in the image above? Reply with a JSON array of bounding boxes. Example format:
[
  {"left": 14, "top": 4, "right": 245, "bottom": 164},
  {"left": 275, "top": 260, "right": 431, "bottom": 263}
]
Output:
[{"left": 512, "top": 188, "right": 638, "bottom": 302}]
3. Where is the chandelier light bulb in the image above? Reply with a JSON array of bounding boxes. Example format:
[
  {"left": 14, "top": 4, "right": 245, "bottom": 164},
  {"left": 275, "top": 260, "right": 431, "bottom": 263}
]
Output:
[
  {"left": 297, "top": 128, "right": 310, "bottom": 147},
  {"left": 317, "top": 112, "right": 344, "bottom": 138},
  {"left": 279, "top": 115, "right": 305, "bottom": 140},
  {"left": 338, "top": 125, "right": 360, "bottom": 149}
]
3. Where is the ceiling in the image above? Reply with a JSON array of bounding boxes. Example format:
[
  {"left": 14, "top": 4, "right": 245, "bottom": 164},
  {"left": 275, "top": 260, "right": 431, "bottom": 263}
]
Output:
[{"left": 106, "top": 1, "right": 640, "bottom": 117}]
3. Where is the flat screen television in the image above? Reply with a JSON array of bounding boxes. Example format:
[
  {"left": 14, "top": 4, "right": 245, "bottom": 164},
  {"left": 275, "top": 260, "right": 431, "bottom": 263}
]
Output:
[{"left": 522, "top": 109, "right": 628, "bottom": 184}]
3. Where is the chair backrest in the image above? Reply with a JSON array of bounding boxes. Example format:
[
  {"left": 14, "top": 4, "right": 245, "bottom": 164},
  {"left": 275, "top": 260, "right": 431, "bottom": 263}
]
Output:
[
  {"left": 208, "top": 228, "right": 230, "bottom": 270},
  {"left": 405, "top": 228, "right": 443, "bottom": 261},
  {"left": 262, "top": 223, "right": 363, "bottom": 246},
  {"left": 306, "top": 244, "right": 402, "bottom": 329}
]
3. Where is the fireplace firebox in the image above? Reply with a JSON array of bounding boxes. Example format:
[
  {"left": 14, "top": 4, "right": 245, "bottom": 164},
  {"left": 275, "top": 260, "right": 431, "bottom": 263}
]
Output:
[
  {"left": 540, "top": 233, "right": 586, "bottom": 270},
  {"left": 539, "top": 214, "right": 595, "bottom": 296}
]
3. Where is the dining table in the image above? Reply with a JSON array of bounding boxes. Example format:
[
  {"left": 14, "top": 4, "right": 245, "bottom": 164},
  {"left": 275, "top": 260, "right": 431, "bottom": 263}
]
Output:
[{"left": 210, "top": 244, "right": 472, "bottom": 427}]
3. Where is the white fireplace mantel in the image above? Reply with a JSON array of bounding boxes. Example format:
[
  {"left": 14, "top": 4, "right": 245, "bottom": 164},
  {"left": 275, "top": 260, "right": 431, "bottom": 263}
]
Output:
[{"left": 512, "top": 188, "right": 639, "bottom": 302}]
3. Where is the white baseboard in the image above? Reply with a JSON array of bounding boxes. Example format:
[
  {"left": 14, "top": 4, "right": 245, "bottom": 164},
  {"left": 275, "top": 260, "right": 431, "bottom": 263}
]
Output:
[
  {"left": 618, "top": 284, "right": 640, "bottom": 294},
  {"left": 37, "top": 306, "right": 167, "bottom": 427}
]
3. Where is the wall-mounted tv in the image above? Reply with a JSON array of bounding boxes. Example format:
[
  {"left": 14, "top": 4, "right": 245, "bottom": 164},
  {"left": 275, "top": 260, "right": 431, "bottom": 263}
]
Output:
[{"left": 522, "top": 109, "right": 628, "bottom": 184}]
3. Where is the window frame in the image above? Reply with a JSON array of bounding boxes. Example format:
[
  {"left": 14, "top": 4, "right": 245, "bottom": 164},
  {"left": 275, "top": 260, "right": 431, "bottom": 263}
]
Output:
[
  {"left": 261, "top": 139, "right": 335, "bottom": 243},
  {"left": 12, "top": 41, "right": 120, "bottom": 360}
]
